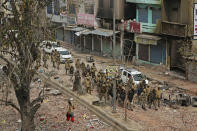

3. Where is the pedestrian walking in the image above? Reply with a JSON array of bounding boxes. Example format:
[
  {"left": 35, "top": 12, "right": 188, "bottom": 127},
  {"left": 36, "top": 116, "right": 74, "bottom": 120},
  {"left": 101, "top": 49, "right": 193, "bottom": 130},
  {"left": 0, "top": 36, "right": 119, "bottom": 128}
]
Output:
[{"left": 66, "top": 98, "right": 75, "bottom": 122}]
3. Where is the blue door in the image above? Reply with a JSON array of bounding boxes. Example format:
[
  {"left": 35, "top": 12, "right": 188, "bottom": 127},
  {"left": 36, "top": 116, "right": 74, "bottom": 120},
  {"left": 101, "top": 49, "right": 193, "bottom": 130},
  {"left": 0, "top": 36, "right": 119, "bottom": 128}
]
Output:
[{"left": 150, "top": 43, "right": 166, "bottom": 64}]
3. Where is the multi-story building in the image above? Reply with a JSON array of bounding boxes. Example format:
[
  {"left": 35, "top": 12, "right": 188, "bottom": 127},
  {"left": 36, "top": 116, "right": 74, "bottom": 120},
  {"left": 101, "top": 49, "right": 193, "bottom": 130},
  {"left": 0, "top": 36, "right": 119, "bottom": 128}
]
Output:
[
  {"left": 161, "top": 0, "right": 195, "bottom": 80},
  {"left": 126, "top": 0, "right": 167, "bottom": 67},
  {"left": 46, "top": 0, "right": 77, "bottom": 44}
]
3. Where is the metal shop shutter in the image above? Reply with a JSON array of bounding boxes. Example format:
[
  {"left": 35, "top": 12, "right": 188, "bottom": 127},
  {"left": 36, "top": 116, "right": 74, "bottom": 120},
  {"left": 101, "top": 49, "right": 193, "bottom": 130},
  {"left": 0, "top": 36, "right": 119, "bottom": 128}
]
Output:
[
  {"left": 64, "top": 30, "right": 71, "bottom": 44},
  {"left": 74, "top": 35, "right": 80, "bottom": 47},
  {"left": 85, "top": 35, "right": 92, "bottom": 50},
  {"left": 56, "top": 29, "right": 63, "bottom": 41},
  {"left": 138, "top": 44, "right": 149, "bottom": 61},
  {"left": 81, "top": 36, "right": 84, "bottom": 49},
  {"left": 94, "top": 36, "right": 101, "bottom": 52},
  {"left": 150, "top": 43, "right": 162, "bottom": 64}
]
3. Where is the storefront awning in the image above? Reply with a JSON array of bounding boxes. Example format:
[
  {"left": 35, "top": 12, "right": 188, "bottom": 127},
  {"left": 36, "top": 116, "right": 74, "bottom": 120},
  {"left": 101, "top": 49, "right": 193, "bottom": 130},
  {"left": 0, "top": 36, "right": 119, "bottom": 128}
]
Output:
[
  {"left": 91, "top": 28, "right": 120, "bottom": 37},
  {"left": 135, "top": 34, "right": 161, "bottom": 45},
  {"left": 71, "top": 27, "right": 86, "bottom": 32},
  {"left": 75, "top": 29, "right": 92, "bottom": 36}
]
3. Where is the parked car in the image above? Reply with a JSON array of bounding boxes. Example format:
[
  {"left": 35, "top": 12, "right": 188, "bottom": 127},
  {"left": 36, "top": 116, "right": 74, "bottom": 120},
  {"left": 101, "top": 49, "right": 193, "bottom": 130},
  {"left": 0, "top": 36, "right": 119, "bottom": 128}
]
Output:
[
  {"left": 55, "top": 47, "right": 73, "bottom": 63},
  {"left": 121, "top": 68, "right": 149, "bottom": 86},
  {"left": 41, "top": 41, "right": 60, "bottom": 54}
]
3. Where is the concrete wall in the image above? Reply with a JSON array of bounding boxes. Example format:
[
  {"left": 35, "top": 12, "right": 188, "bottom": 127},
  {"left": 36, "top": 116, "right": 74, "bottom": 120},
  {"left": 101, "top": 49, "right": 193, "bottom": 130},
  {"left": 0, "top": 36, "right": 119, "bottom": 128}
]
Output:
[
  {"left": 161, "top": 0, "right": 194, "bottom": 37},
  {"left": 186, "top": 61, "right": 197, "bottom": 83}
]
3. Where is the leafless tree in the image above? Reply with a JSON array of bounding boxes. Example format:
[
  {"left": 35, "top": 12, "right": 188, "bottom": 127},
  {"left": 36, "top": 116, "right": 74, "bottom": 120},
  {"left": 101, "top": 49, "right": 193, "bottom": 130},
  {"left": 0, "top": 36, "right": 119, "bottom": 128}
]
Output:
[{"left": 0, "top": 0, "right": 54, "bottom": 130}]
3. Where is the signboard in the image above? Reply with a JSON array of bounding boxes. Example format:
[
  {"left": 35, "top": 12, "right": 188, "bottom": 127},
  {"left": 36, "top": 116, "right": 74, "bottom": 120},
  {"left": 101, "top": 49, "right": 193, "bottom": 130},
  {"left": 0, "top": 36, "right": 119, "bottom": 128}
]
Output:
[
  {"left": 105, "top": 65, "right": 120, "bottom": 78},
  {"left": 130, "top": 21, "right": 141, "bottom": 33},
  {"left": 194, "top": 4, "right": 197, "bottom": 39},
  {"left": 124, "top": 20, "right": 141, "bottom": 33},
  {"left": 67, "top": 16, "right": 76, "bottom": 25},
  {"left": 77, "top": 13, "right": 95, "bottom": 27}
]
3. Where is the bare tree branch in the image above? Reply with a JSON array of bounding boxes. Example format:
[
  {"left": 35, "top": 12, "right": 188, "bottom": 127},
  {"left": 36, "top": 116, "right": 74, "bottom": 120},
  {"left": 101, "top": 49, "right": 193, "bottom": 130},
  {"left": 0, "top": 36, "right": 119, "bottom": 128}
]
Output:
[
  {"left": 30, "top": 103, "right": 41, "bottom": 120},
  {"left": 0, "top": 99, "right": 21, "bottom": 114}
]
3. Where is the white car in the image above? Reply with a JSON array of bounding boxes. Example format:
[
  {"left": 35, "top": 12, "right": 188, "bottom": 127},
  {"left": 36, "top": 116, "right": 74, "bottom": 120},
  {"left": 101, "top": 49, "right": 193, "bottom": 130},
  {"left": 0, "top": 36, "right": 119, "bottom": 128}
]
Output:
[
  {"left": 56, "top": 47, "right": 73, "bottom": 63},
  {"left": 41, "top": 41, "right": 60, "bottom": 54},
  {"left": 121, "top": 68, "right": 149, "bottom": 86}
]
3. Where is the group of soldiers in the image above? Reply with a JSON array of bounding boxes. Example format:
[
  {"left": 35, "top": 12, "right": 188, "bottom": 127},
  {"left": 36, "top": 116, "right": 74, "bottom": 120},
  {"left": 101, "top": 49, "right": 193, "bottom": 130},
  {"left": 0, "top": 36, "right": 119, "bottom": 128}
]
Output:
[
  {"left": 136, "top": 80, "right": 162, "bottom": 110},
  {"left": 71, "top": 59, "right": 162, "bottom": 111},
  {"left": 36, "top": 49, "right": 162, "bottom": 111},
  {"left": 35, "top": 48, "right": 61, "bottom": 70}
]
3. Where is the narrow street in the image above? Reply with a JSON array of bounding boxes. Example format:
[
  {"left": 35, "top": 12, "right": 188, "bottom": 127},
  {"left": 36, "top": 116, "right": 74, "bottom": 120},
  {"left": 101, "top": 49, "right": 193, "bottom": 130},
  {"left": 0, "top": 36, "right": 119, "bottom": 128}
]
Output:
[{"left": 38, "top": 49, "right": 197, "bottom": 130}]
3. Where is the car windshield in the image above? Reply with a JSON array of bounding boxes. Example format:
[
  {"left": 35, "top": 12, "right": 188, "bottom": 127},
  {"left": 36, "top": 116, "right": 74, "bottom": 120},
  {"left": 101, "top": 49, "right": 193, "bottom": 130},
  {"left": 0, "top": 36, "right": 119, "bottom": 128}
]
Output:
[
  {"left": 133, "top": 74, "right": 143, "bottom": 81},
  {"left": 59, "top": 51, "right": 69, "bottom": 55}
]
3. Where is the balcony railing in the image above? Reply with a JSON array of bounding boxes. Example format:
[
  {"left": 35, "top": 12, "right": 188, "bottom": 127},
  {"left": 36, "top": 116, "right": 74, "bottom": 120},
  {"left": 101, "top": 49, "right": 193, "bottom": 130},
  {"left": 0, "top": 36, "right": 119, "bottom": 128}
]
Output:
[
  {"left": 161, "top": 21, "right": 187, "bottom": 37},
  {"left": 126, "top": 0, "right": 161, "bottom": 5}
]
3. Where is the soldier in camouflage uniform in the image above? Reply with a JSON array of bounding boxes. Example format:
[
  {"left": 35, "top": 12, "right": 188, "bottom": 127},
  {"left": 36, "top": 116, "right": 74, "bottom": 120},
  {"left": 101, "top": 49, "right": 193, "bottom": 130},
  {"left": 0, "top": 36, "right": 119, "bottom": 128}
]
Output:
[
  {"left": 65, "top": 59, "right": 70, "bottom": 75},
  {"left": 70, "top": 65, "right": 74, "bottom": 81},
  {"left": 85, "top": 76, "right": 92, "bottom": 94},
  {"left": 43, "top": 52, "right": 48, "bottom": 69},
  {"left": 80, "top": 62, "right": 86, "bottom": 75},
  {"left": 140, "top": 88, "right": 147, "bottom": 110},
  {"left": 73, "top": 70, "right": 81, "bottom": 92},
  {"left": 55, "top": 50, "right": 60, "bottom": 70},
  {"left": 99, "top": 78, "right": 107, "bottom": 103},
  {"left": 86, "top": 64, "right": 90, "bottom": 75},
  {"left": 90, "top": 63, "right": 97, "bottom": 79},
  {"left": 96, "top": 70, "right": 102, "bottom": 92},
  {"left": 146, "top": 85, "right": 151, "bottom": 105},
  {"left": 75, "top": 59, "right": 80, "bottom": 70},
  {"left": 155, "top": 86, "right": 162, "bottom": 110},
  {"left": 105, "top": 78, "right": 111, "bottom": 101},
  {"left": 51, "top": 50, "right": 56, "bottom": 68},
  {"left": 148, "top": 87, "right": 156, "bottom": 110}
]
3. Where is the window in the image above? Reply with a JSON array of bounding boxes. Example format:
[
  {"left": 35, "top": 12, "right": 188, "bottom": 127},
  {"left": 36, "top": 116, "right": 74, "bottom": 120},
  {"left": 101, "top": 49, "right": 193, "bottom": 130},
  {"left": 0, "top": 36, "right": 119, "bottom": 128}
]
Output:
[
  {"left": 99, "top": 0, "right": 103, "bottom": 8},
  {"left": 54, "top": 0, "right": 60, "bottom": 15},
  {"left": 85, "top": 4, "right": 94, "bottom": 14},
  {"left": 123, "top": 71, "right": 127, "bottom": 76},
  {"left": 152, "top": 7, "right": 161, "bottom": 24},
  {"left": 69, "top": 4, "right": 76, "bottom": 14},
  {"left": 133, "top": 74, "right": 143, "bottom": 81},
  {"left": 110, "top": 0, "right": 114, "bottom": 8},
  {"left": 47, "top": 1, "right": 53, "bottom": 14},
  {"left": 138, "top": 8, "right": 148, "bottom": 23}
]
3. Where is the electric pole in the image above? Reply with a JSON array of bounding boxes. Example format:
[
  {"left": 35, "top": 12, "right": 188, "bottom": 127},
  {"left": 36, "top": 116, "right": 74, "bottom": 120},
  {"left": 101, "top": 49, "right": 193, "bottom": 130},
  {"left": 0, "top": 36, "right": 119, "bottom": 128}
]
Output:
[{"left": 112, "top": 0, "right": 116, "bottom": 113}]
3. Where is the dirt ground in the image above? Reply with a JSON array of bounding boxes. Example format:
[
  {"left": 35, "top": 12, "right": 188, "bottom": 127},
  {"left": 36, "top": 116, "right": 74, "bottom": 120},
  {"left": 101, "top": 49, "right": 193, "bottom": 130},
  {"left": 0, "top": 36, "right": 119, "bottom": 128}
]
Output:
[
  {"left": 69, "top": 51, "right": 197, "bottom": 130},
  {"left": 0, "top": 81, "right": 113, "bottom": 131}
]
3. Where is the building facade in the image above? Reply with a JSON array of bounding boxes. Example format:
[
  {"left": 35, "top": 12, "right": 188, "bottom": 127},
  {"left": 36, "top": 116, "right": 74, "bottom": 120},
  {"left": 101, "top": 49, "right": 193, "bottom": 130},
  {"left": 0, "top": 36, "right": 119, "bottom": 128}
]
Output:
[{"left": 126, "top": 0, "right": 167, "bottom": 66}]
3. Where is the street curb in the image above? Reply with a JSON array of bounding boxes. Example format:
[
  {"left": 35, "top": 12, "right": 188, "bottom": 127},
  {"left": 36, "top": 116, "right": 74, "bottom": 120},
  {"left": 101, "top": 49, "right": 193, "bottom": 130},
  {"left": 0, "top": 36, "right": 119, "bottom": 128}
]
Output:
[{"left": 40, "top": 74, "right": 141, "bottom": 131}]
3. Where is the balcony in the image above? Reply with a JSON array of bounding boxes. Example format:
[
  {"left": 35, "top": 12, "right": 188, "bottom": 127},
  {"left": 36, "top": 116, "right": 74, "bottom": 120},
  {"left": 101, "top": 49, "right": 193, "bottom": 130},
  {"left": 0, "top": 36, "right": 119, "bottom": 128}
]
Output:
[
  {"left": 161, "top": 21, "right": 187, "bottom": 37},
  {"left": 46, "top": 14, "right": 76, "bottom": 25},
  {"left": 97, "top": 8, "right": 113, "bottom": 19},
  {"left": 126, "top": 0, "right": 161, "bottom": 5}
]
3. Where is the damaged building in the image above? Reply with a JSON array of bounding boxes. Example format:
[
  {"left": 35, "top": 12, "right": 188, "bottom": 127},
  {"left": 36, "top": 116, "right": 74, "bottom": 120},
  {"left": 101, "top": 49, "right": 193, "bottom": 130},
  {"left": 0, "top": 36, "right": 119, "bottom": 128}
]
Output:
[{"left": 46, "top": 0, "right": 197, "bottom": 82}]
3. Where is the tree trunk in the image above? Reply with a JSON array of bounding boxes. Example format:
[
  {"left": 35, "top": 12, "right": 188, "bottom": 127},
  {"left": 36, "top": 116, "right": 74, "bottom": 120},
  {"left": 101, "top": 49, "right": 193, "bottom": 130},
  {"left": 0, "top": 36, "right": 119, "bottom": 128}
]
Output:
[
  {"left": 21, "top": 111, "right": 35, "bottom": 131},
  {"left": 14, "top": 86, "right": 35, "bottom": 131}
]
